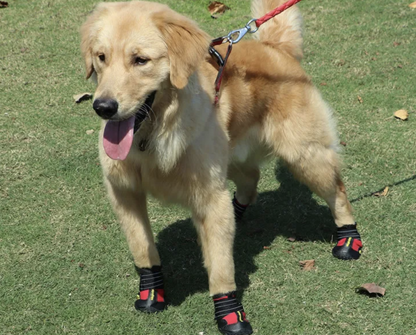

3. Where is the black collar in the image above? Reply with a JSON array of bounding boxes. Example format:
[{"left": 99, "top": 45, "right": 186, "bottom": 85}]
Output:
[{"left": 134, "top": 91, "right": 156, "bottom": 133}]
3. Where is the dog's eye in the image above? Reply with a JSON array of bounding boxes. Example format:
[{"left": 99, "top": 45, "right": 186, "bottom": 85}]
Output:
[
  {"left": 98, "top": 54, "right": 105, "bottom": 62},
  {"left": 134, "top": 56, "right": 149, "bottom": 66}
]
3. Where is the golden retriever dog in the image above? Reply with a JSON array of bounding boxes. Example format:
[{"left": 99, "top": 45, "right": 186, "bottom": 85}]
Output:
[{"left": 81, "top": 0, "right": 363, "bottom": 333}]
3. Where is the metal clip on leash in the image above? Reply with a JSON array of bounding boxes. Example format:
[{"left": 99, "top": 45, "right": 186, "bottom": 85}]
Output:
[{"left": 226, "top": 19, "right": 259, "bottom": 44}]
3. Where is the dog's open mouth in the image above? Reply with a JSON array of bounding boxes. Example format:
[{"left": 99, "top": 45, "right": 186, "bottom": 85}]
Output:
[{"left": 103, "top": 92, "right": 156, "bottom": 160}]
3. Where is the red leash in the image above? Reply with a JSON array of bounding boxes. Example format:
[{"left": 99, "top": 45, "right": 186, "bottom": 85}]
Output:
[
  {"left": 210, "top": 0, "right": 303, "bottom": 105},
  {"left": 255, "top": 0, "right": 303, "bottom": 27}
]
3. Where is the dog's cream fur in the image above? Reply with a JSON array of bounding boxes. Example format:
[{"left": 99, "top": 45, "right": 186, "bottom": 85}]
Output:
[{"left": 81, "top": 0, "right": 355, "bottom": 295}]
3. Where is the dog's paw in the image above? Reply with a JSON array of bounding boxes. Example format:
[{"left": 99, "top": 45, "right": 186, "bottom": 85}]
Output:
[
  {"left": 135, "top": 266, "right": 166, "bottom": 313},
  {"left": 217, "top": 312, "right": 253, "bottom": 335},
  {"left": 213, "top": 292, "right": 253, "bottom": 335},
  {"left": 332, "top": 224, "right": 362, "bottom": 260},
  {"left": 135, "top": 289, "right": 166, "bottom": 313}
]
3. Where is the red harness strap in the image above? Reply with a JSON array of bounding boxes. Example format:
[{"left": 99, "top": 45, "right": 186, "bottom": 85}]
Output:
[{"left": 211, "top": 42, "right": 233, "bottom": 106}]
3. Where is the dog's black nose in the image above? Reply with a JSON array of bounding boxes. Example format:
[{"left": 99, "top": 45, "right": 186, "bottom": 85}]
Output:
[{"left": 93, "top": 98, "right": 118, "bottom": 119}]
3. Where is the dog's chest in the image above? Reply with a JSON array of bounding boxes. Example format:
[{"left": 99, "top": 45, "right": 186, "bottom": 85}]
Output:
[{"left": 138, "top": 161, "right": 194, "bottom": 206}]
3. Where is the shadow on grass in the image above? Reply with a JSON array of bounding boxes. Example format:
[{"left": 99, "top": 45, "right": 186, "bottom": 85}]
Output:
[{"left": 155, "top": 163, "right": 335, "bottom": 307}]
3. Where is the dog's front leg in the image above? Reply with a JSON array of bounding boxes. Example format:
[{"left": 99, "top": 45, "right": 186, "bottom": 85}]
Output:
[
  {"left": 192, "top": 189, "right": 253, "bottom": 335},
  {"left": 105, "top": 179, "right": 166, "bottom": 313}
]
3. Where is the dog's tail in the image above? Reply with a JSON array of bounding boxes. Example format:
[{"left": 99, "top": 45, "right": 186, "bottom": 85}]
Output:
[{"left": 251, "top": 0, "right": 303, "bottom": 60}]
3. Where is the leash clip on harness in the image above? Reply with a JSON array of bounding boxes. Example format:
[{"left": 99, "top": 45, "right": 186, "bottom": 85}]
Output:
[{"left": 209, "top": 19, "right": 258, "bottom": 106}]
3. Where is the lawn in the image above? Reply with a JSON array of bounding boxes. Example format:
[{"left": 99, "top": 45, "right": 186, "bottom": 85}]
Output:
[{"left": 1, "top": 0, "right": 415, "bottom": 334}]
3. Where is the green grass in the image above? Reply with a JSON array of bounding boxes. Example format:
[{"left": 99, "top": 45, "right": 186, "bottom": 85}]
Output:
[{"left": 1, "top": 0, "right": 416, "bottom": 334}]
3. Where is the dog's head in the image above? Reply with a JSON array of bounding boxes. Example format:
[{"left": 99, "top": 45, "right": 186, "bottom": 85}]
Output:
[{"left": 80, "top": 1, "right": 210, "bottom": 159}]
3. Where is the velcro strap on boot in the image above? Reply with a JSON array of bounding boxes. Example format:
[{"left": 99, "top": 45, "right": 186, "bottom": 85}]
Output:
[
  {"left": 336, "top": 224, "right": 361, "bottom": 241},
  {"left": 139, "top": 266, "right": 164, "bottom": 291},
  {"left": 213, "top": 291, "right": 245, "bottom": 320}
]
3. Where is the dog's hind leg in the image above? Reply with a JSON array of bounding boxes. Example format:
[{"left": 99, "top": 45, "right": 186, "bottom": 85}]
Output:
[
  {"left": 228, "top": 164, "right": 260, "bottom": 221},
  {"left": 263, "top": 87, "right": 363, "bottom": 260},
  {"left": 105, "top": 181, "right": 166, "bottom": 313},
  {"left": 192, "top": 189, "right": 253, "bottom": 334},
  {"left": 282, "top": 145, "right": 354, "bottom": 226},
  {"left": 279, "top": 144, "right": 362, "bottom": 260}
]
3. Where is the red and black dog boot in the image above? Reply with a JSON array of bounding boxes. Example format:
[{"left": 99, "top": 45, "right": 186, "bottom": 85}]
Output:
[
  {"left": 332, "top": 223, "right": 363, "bottom": 260},
  {"left": 135, "top": 266, "right": 166, "bottom": 313},
  {"left": 213, "top": 292, "right": 253, "bottom": 335},
  {"left": 232, "top": 193, "right": 249, "bottom": 222}
]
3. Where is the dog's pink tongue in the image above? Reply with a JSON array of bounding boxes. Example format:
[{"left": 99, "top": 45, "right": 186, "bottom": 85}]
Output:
[{"left": 103, "top": 116, "right": 135, "bottom": 160}]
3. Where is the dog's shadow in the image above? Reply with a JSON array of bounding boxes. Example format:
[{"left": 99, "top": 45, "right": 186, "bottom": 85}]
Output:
[{"left": 155, "top": 163, "right": 334, "bottom": 306}]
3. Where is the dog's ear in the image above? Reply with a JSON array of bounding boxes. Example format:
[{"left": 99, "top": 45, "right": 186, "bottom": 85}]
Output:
[
  {"left": 80, "top": 19, "right": 95, "bottom": 79},
  {"left": 80, "top": 5, "right": 107, "bottom": 79},
  {"left": 153, "top": 9, "right": 211, "bottom": 89}
]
